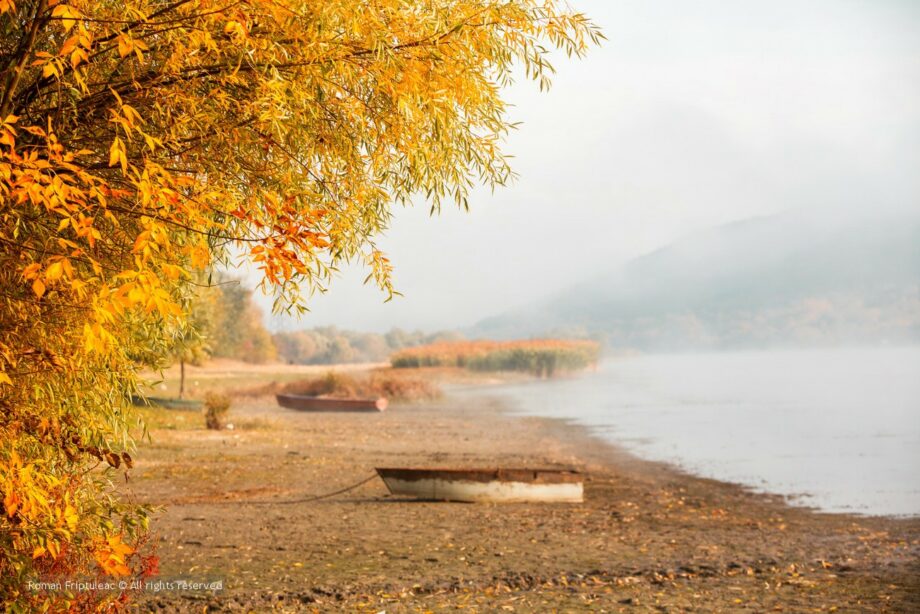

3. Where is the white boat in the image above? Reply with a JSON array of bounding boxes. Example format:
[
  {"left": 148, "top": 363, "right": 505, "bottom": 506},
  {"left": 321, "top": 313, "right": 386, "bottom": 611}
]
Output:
[{"left": 375, "top": 467, "right": 584, "bottom": 503}]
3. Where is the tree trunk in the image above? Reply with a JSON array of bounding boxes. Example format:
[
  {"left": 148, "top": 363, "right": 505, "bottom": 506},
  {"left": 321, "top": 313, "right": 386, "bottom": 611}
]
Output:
[{"left": 179, "top": 359, "right": 186, "bottom": 400}]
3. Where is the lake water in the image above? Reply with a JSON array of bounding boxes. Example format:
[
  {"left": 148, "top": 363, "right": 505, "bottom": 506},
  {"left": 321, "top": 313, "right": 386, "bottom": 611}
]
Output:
[{"left": 485, "top": 347, "right": 920, "bottom": 517}]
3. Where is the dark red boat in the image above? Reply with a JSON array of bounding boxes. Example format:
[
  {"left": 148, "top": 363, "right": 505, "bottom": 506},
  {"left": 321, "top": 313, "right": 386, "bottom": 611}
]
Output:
[{"left": 275, "top": 393, "right": 387, "bottom": 412}]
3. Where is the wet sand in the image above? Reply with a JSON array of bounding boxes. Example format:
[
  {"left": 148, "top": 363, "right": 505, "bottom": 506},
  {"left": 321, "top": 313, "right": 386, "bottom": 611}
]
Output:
[{"left": 128, "top": 387, "right": 919, "bottom": 612}]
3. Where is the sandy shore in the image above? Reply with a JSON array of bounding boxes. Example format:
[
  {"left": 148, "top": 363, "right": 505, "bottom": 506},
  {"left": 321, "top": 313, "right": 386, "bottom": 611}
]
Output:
[{"left": 126, "top": 384, "right": 919, "bottom": 612}]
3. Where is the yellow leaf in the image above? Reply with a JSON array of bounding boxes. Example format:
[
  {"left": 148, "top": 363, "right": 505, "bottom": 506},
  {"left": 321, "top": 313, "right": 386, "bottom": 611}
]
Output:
[
  {"left": 70, "top": 47, "right": 88, "bottom": 69},
  {"left": 33, "top": 546, "right": 46, "bottom": 559},
  {"left": 51, "top": 4, "right": 81, "bottom": 32},
  {"left": 45, "top": 260, "right": 64, "bottom": 281},
  {"left": 108, "top": 137, "right": 128, "bottom": 171},
  {"left": 108, "top": 137, "right": 122, "bottom": 167},
  {"left": 64, "top": 504, "right": 79, "bottom": 532},
  {"left": 32, "top": 278, "right": 45, "bottom": 298},
  {"left": 121, "top": 104, "right": 141, "bottom": 127},
  {"left": 83, "top": 323, "right": 97, "bottom": 352},
  {"left": 0, "top": 372, "right": 11, "bottom": 386}
]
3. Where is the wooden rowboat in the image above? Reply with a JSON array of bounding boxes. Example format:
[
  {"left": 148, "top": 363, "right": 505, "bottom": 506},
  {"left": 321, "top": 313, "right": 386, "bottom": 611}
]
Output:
[
  {"left": 375, "top": 467, "right": 583, "bottom": 503},
  {"left": 276, "top": 393, "right": 387, "bottom": 412}
]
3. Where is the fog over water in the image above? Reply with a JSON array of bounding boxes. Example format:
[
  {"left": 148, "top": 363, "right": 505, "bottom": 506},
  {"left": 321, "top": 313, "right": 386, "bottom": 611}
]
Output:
[
  {"left": 249, "top": 0, "right": 920, "bottom": 334},
  {"left": 479, "top": 347, "right": 920, "bottom": 517}
]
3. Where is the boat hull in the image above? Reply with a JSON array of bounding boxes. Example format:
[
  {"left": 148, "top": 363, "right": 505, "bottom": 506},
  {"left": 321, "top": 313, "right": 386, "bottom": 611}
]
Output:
[
  {"left": 276, "top": 394, "right": 387, "bottom": 412},
  {"left": 375, "top": 468, "right": 583, "bottom": 503}
]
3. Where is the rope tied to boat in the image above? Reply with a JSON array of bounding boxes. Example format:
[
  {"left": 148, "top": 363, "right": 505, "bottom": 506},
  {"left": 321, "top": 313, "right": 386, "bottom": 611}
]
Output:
[{"left": 187, "top": 473, "right": 379, "bottom": 506}]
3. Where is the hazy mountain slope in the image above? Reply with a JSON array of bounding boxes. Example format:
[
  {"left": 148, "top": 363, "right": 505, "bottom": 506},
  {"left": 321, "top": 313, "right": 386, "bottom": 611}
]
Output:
[{"left": 471, "top": 207, "right": 920, "bottom": 349}]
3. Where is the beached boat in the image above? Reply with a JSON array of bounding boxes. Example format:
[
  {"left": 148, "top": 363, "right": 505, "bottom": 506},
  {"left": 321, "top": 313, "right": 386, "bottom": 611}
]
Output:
[
  {"left": 375, "top": 467, "right": 584, "bottom": 503},
  {"left": 275, "top": 393, "right": 387, "bottom": 412}
]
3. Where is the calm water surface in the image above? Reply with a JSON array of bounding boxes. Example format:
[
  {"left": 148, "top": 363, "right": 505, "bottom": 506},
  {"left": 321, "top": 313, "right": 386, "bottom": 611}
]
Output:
[{"left": 484, "top": 347, "right": 920, "bottom": 516}]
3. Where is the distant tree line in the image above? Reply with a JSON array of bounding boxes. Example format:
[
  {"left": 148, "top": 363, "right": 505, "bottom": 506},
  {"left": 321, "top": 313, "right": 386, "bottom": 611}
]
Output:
[
  {"left": 180, "top": 279, "right": 464, "bottom": 365},
  {"left": 272, "top": 327, "right": 465, "bottom": 365}
]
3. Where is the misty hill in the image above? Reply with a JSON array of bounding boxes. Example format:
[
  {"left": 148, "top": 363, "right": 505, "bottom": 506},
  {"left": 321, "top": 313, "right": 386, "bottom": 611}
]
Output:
[{"left": 471, "top": 206, "right": 920, "bottom": 349}]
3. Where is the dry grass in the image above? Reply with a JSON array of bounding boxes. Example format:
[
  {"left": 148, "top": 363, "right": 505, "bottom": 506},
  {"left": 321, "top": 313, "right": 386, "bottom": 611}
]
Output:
[
  {"left": 230, "top": 370, "right": 441, "bottom": 403},
  {"left": 366, "top": 371, "right": 442, "bottom": 402}
]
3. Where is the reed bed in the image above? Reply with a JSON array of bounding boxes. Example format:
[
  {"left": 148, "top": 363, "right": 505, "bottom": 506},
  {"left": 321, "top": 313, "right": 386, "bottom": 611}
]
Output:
[{"left": 390, "top": 339, "right": 600, "bottom": 377}]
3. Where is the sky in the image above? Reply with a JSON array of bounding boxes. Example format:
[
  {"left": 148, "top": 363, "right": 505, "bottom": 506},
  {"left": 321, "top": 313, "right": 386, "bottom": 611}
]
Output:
[{"left": 246, "top": 0, "right": 920, "bottom": 333}]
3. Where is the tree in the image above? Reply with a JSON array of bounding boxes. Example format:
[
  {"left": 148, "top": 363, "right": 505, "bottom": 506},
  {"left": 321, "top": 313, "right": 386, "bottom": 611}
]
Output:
[
  {"left": 0, "top": 0, "right": 600, "bottom": 608},
  {"left": 273, "top": 329, "right": 320, "bottom": 364},
  {"left": 166, "top": 285, "right": 215, "bottom": 399},
  {"left": 207, "top": 281, "right": 277, "bottom": 363}
]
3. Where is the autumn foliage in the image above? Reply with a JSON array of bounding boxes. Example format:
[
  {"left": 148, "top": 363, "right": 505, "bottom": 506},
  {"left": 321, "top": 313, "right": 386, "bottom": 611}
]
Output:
[
  {"left": 0, "top": 0, "right": 598, "bottom": 608},
  {"left": 391, "top": 339, "right": 601, "bottom": 376}
]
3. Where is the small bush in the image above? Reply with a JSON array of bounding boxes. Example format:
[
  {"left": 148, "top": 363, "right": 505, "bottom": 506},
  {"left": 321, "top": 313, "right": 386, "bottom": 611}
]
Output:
[{"left": 203, "top": 393, "right": 231, "bottom": 430}]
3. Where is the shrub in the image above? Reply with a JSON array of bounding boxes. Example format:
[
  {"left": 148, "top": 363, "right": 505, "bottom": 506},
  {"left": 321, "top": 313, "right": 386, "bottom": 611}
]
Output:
[{"left": 203, "top": 394, "right": 232, "bottom": 430}]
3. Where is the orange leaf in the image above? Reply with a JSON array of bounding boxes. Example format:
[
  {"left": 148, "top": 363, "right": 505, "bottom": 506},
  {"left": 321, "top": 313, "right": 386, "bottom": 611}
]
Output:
[
  {"left": 4, "top": 491, "right": 19, "bottom": 518},
  {"left": 117, "top": 35, "right": 132, "bottom": 58}
]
